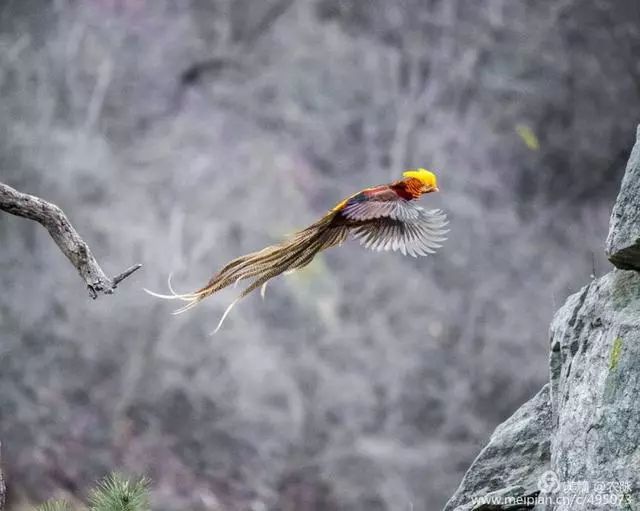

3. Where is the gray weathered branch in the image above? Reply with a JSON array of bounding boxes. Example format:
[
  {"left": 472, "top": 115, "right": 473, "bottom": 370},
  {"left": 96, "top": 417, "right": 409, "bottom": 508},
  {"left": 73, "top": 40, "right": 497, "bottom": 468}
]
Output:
[{"left": 0, "top": 181, "right": 141, "bottom": 299}]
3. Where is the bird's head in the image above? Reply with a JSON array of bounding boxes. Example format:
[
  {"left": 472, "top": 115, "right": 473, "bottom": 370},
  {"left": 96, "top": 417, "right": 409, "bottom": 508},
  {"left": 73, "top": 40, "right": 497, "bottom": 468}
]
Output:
[{"left": 403, "top": 168, "right": 439, "bottom": 194}]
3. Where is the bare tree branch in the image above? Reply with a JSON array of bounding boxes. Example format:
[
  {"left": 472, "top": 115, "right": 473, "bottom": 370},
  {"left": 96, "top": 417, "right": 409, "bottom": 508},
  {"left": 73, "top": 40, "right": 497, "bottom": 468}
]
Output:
[{"left": 0, "top": 181, "right": 141, "bottom": 299}]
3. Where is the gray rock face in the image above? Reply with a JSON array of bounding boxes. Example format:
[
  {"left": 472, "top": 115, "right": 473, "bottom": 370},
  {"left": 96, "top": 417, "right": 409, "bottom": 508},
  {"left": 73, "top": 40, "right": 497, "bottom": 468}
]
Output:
[
  {"left": 549, "top": 270, "right": 640, "bottom": 511},
  {"left": 606, "top": 125, "right": 640, "bottom": 271},
  {"left": 443, "top": 385, "right": 551, "bottom": 511},
  {"left": 445, "top": 128, "right": 640, "bottom": 511}
]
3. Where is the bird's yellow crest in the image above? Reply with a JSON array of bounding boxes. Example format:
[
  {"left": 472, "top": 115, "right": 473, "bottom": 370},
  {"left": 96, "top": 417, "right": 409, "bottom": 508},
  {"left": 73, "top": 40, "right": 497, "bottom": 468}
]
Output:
[{"left": 403, "top": 168, "right": 438, "bottom": 188}]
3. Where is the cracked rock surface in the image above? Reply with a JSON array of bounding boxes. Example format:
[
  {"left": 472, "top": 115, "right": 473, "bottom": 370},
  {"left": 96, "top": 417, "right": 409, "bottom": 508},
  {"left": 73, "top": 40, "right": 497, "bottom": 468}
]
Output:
[
  {"left": 445, "top": 126, "right": 640, "bottom": 511},
  {"left": 549, "top": 269, "right": 640, "bottom": 511},
  {"left": 607, "top": 125, "right": 640, "bottom": 271},
  {"left": 443, "top": 385, "right": 551, "bottom": 511}
]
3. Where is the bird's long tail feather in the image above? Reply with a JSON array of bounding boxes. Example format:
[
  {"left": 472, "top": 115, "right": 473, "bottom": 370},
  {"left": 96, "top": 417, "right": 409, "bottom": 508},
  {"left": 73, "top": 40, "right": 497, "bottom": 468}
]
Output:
[{"left": 145, "top": 214, "right": 345, "bottom": 332}]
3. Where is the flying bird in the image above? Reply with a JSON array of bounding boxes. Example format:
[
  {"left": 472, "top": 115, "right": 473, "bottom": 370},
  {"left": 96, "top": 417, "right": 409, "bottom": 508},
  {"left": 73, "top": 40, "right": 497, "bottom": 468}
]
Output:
[{"left": 146, "top": 168, "right": 449, "bottom": 332}]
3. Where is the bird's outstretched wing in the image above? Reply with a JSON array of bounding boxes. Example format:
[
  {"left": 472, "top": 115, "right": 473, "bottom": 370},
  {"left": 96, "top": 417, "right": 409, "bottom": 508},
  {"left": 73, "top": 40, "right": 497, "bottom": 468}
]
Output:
[
  {"left": 146, "top": 174, "right": 449, "bottom": 332},
  {"left": 338, "top": 189, "right": 449, "bottom": 257}
]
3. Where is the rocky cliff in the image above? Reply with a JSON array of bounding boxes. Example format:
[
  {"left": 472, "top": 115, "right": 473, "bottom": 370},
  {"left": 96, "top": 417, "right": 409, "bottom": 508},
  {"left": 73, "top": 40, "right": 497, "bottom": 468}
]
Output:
[{"left": 445, "top": 126, "right": 640, "bottom": 511}]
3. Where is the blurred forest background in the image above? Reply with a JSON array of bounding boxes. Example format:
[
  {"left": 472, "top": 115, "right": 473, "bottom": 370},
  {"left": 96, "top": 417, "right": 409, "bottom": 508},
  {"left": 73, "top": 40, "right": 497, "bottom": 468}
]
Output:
[{"left": 1, "top": 1, "right": 639, "bottom": 510}]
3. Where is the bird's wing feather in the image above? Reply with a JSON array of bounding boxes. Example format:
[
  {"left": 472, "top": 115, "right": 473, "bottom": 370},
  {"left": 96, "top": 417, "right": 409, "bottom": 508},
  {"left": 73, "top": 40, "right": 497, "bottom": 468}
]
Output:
[
  {"left": 350, "top": 206, "right": 449, "bottom": 257},
  {"left": 341, "top": 188, "right": 421, "bottom": 222}
]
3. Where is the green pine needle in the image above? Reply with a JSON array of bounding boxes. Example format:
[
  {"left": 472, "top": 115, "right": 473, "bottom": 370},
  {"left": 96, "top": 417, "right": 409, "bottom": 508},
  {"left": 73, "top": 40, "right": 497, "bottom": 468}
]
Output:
[
  {"left": 88, "top": 473, "right": 151, "bottom": 511},
  {"left": 36, "top": 499, "right": 73, "bottom": 511}
]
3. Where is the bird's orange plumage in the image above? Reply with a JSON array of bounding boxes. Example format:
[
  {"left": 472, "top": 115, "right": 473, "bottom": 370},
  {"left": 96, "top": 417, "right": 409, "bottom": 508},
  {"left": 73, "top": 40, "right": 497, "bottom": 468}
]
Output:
[
  {"left": 145, "top": 169, "right": 448, "bottom": 332},
  {"left": 391, "top": 177, "right": 428, "bottom": 200}
]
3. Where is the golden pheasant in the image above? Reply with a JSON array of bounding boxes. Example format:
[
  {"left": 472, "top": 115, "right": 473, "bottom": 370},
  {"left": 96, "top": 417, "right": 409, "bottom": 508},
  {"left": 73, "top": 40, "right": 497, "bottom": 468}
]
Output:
[{"left": 146, "top": 169, "right": 448, "bottom": 332}]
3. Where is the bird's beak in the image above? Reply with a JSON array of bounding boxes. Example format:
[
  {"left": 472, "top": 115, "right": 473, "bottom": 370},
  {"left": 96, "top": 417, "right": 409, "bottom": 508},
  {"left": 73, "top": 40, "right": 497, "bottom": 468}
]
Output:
[{"left": 433, "top": 186, "right": 440, "bottom": 192}]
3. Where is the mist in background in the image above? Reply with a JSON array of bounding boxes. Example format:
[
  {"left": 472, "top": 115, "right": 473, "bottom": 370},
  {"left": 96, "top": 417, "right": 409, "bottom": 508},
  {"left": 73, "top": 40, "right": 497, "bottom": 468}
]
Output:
[{"left": 1, "top": 1, "right": 638, "bottom": 509}]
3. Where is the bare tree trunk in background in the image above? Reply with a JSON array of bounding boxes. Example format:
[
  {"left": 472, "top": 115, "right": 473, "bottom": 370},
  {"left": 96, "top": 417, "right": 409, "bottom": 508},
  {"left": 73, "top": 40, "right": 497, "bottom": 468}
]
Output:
[{"left": 0, "top": 182, "right": 141, "bottom": 299}]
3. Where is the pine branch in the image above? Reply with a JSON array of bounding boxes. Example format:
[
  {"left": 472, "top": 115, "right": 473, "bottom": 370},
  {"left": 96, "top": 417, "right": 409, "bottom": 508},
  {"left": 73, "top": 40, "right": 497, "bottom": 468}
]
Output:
[
  {"left": 88, "top": 473, "right": 150, "bottom": 511},
  {"left": 36, "top": 500, "right": 72, "bottom": 511},
  {"left": 0, "top": 182, "right": 142, "bottom": 299}
]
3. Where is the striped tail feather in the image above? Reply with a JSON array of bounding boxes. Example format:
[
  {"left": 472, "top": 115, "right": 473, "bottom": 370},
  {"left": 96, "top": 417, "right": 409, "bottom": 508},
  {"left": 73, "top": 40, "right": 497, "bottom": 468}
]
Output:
[
  {"left": 210, "top": 227, "right": 344, "bottom": 333},
  {"left": 145, "top": 213, "right": 347, "bottom": 332}
]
